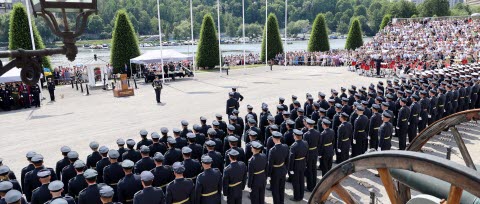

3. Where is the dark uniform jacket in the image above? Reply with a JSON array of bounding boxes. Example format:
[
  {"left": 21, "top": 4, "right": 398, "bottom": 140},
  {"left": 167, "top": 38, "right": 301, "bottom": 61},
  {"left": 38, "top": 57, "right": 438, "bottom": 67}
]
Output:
[
  {"left": 122, "top": 149, "right": 142, "bottom": 163},
  {"left": 55, "top": 157, "right": 70, "bottom": 178},
  {"left": 267, "top": 144, "right": 289, "bottom": 178},
  {"left": 194, "top": 168, "right": 222, "bottom": 204},
  {"left": 206, "top": 151, "right": 224, "bottom": 173},
  {"left": 226, "top": 98, "right": 239, "bottom": 115},
  {"left": 61, "top": 164, "right": 76, "bottom": 193},
  {"left": 137, "top": 139, "right": 153, "bottom": 150},
  {"left": 118, "top": 174, "right": 143, "bottom": 204},
  {"left": 166, "top": 178, "right": 194, "bottom": 204},
  {"left": 337, "top": 121, "right": 353, "bottom": 151},
  {"left": 30, "top": 184, "right": 51, "bottom": 204},
  {"left": 78, "top": 184, "right": 102, "bottom": 204},
  {"left": 96, "top": 158, "right": 110, "bottom": 183},
  {"left": 135, "top": 157, "right": 156, "bottom": 174},
  {"left": 222, "top": 161, "right": 247, "bottom": 197},
  {"left": 247, "top": 153, "right": 267, "bottom": 189},
  {"left": 103, "top": 162, "right": 125, "bottom": 187},
  {"left": 379, "top": 122, "right": 393, "bottom": 150},
  {"left": 319, "top": 128, "right": 335, "bottom": 158},
  {"left": 86, "top": 152, "right": 102, "bottom": 169},
  {"left": 182, "top": 159, "right": 202, "bottom": 180},
  {"left": 149, "top": 142, "right": 168, "bottom": 156},
  {"left": 303, "top": 129, "right": 321, "bottom": 157},
  {"left": 288, "top": 140, "right": 308, "bottom": 171},
  {"left": 24, "top": 167, "right": 56, "bottom": 202},
  {"left": 151, "top": 165, "right": 175, "bottom": 190},
  {"left": 164, "top": 148, "right": 183, "bottom": 166},
  {"left": 354, "top": 115, "right": 369, "bottom": 141},
  {"left": 68, "top": 174, "right": 87, "bottom": 202},
  {"left": 175, "top": 137, "right": 188, "bottom": 149},
  {"left": 133, "top": 186, "right": 165, "bottom": 204}
]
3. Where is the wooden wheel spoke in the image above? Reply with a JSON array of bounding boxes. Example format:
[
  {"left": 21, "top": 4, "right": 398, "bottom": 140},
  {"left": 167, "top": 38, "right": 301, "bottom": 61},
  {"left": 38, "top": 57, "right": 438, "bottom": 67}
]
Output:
[
  {"left": 377, "top": 168, "right": 399, "bottom": 204},
  {"left": 332, "top": 184, "right": 356, "bottom": 204},
  {"left": 447, "top": 185, "right": 463, "bottom": 203},
  {"left": 450, "top": 127, "right": 477, "bottom": 170}
]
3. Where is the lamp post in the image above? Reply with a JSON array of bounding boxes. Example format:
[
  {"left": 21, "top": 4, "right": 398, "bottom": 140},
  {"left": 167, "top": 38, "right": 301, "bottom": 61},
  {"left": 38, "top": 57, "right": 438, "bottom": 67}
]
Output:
[{"left": 0, "top": 0, "right": 97, "bottom": 85}]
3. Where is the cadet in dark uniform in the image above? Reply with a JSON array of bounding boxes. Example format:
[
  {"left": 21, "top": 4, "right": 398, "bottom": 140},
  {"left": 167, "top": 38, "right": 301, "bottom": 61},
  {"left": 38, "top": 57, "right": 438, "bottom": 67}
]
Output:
[
  {"left": 223, "top": 149, "right": 247, "bottom": 204},
  {"left": 428, "top": 90, "right": 438, "bottom": 126},
  {"left": 418, "top": 91, "right": 430, "bottom": 132},
  {"left": 135, "top": 146, "right": 155, "bottom": 174},
  {"left": 47, "top": 78, "right": 55, "bottom": 101},
  {"left": 0, "top": 181, "right": 17, "bottom": 203},
  {"left": 99, "top": 185, "right": 119, "bottom": 204},
  {"left": 187, "top": 133, "right": 203, "bottom": 160},
  {"left": 102, "top": 150, "right": 124, "bottom": 202},
  {"left": 164, "top": 137, "right": 183, "bottom": 166},
  {"left": 45, "top": 181, "right": 75, "bottom": 204},
  {"left": 215, "top": 114, "right": 228, "bottom": 135},
  {"left": 303, "top": 120, "right": 320, "bottom": 192},
  {"left": 232, "top": 88, "right": 244, "bottom": 102},
  {"left": 352, "top": 106, "right": 368, "bottom": 157},
  {"left": 152, "top": 76, "right": 163, "bottom": 103},
  {"left": 294, "top": 108, "right": 306, "bottom": 130},
  {"left": 166, "top": 162, "right": 195, "bottom": 204},
  {"left": 180, "top": 120, "right": 193, "bottom": 138},
  {"left": 278, "top": 97, "right": 288, "bottom": 113},
  {"left": 224, "top": 136, "right": 246, "bottom": 166},
  {"left": 336, "top": 113, "right": 352, "bottom": 163},
  {"left": 397, "top": 98, "right": 410, "bottom": 150},
  {"left": 206, "top": 128, "right": 223, "bottom": 155},
  {"left": 379, "top": 111, "right": 393, "bottom": 151},
  {"left": 181, "top": 147, "right": 202, "bottom": 182},
  {"left": 408, "top": 94, "right": 421, "bottom": 143},
  {"left": 30, "top": 170, "right": 52, "bottom": 204},
  {"left": 68, "top": 160, "right": 88, "bottom": 203},
  {"left": 20, "top": 84, "right": 30, "bottom": 108},
  {"left": 55, "top": 146, "right": 71, "bottom": 179},
  {"left": 288, "top": 130, "right": 308, "bottom": 201},
  {"left": 118, "top": 160, "right": 143, "bottom": 204},
  {"left": 226, "top": 92, "right": 239, "bottom": 116},
  {"left": 151, "top": 152, "right": 174, "bottom": 192},
  {"left": 86, "top": 141, "right": 102, "bottom": 170},
  {"left": 134, "top": 171, "right": 165, "bottom": 204},
  {"left": 267, "top": 132, "right": 289, "bottom": 203},
  {"left": 368, "top": 104, "right": 382, "bottom": 150},
  {"left": 319, "top": 119, "right": 335, "bottom": 176},
  {"left": 137, "top": 130, "right": 153, "bottom": 150},
  {"left": 160, "top": 128, "right": 171, "bottom": 145},
  {"left": 0, "top": 166, "right": 20, "bottom": 193},
  {"left": 173, "top": 128, "right": 188, "bottom": 149},
  {"left": 122, "top": 139, "right": 142, "bottom": 163},
  {"left": 24, "top": 154, "right": 57, "bottom": 202},
  {"left": 194, "top": 155, "right": 222, "bottom": 204},
  {"left": 31, "top": 84, "right": 41, "bottom": 108},
  {"left": 116, "top": 139, "right": 126, "bottom": 162},
  {"left": 204, "top": 140, "right": 224, "bottom": 173},
  {"left": 283, "top": 119, "right": 295, "bottom": 147},
  {"left": 192, "top": 125, "right": 207, "bottom": 147},
  {"left": 61, "top": 151, "right": 79, "bottom": 194},
  {"left": 149, "top": 132, "right": 167, "bottom": 156},
  {"left": 21, "top": 151, "right": 37, "bottom": 190},
  {"left": 247, "top": 141, "right": 267, "bottom": 204},
  {"left": 78, "top": 169, "right": 101, "bottom": 204},
  {"left": 3, "top": 190, "right": 27, "bottom": 204},
  {"left": 96, "top": 146, "right": 110, "bottom": 184}
]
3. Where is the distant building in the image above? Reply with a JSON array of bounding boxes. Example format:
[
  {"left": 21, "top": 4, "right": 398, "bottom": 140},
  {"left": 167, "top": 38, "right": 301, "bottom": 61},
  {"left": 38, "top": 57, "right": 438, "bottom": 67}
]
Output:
[
  {"left": 466, "top": 0, "right": 480, "bottom": 6},
  {"left": 0, "top": 0, "right": 24, "bottom": 14}
]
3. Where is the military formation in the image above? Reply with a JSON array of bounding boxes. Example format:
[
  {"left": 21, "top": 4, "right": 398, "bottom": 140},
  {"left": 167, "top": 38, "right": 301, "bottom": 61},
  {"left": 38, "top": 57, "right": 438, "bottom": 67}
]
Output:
[{"left": 1, "top": 64, "right": 480, "bottom": 204}]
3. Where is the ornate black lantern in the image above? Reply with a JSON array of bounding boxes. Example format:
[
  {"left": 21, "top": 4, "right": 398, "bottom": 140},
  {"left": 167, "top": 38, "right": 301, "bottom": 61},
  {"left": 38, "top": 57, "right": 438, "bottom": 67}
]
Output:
[{"left": 0, "top": 0, "right": 97, "bottom": 85}]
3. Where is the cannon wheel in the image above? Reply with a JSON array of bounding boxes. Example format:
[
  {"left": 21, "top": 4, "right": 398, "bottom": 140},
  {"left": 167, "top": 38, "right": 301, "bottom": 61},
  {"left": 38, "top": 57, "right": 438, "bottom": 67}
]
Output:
[{"left": 308, "top": 151, "right": 480, "bottom": 204}]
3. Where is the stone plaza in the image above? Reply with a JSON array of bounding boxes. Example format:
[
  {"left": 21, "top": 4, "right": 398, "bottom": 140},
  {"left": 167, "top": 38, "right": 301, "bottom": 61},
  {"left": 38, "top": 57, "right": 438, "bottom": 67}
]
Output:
[{"left": 1, "top": 65, "right": 479, "bottom": 203}]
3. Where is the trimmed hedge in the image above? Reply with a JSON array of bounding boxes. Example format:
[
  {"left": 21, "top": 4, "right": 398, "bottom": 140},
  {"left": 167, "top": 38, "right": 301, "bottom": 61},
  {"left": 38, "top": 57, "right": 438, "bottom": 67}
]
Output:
[
  {"left": 110, "top": 9, "right": 140, "bottom": 75},
  {"left": 196, "top": 14, "right": 220, "bottom": 68},
  {"left": 345, "top": 18, "right": 363, "bottom": 50},
  {"left": 261, "top": 13, "right": 283, "bottom": 62},
  {"left": 308, "top": 14, "right": 330, "bottom": 52}
]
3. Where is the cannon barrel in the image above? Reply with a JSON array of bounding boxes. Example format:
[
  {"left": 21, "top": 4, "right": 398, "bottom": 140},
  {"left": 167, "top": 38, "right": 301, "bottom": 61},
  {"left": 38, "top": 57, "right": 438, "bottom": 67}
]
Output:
[{"left": 390, "top": 168, "right": 480, "bottom": 204}]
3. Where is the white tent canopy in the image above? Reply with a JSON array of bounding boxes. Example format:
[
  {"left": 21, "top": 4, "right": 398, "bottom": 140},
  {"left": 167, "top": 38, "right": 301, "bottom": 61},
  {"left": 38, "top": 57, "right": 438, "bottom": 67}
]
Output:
[
  {"left": 0, "top": 68, "right": 21, "bottom": 83},
  {"left": 130, "top": 49, "right": 193, "bottom": 64}
]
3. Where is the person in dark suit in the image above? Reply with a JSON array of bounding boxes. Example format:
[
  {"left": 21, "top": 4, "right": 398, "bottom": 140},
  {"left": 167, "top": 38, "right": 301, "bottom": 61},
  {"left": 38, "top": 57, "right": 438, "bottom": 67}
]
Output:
[
  {"left": 96, "top": 146, "right": 110, "bottom": 184},
  {"left": 134, "top": 171, "right": 165, "bottom": 204},
  {"left": 45, "top": 180, "right": 75, "bottom": 204},
  {"left": 336, "top": 113, "right": 352, "bottom": 163},
  {"left": 352, "top": 106, "right": 368, "bottom": 157},
  {"left": 67, "top": 160, "right": 88, "bottom": 203},
  {"left": 222, "top": 149, "right": 247, "bottom": 204},
  {"left": 61, "top": 151, "right": 79, "bottom": 194},
  {"left": 368, "top": 104, "right": 382, "bottom": 150},
  {"left": 288, "top": 129, "right": 308, "bottom": 201},
  {"left": 303, "top": 119, "right": 320, "bottom": 192},
  {"left": 117, "top": 160, "right": 143, "bottom": 204},
  {"left": 247, "top": 141, "right": 267, "bottom": 204},
  {"left": 379, "top": 111, "right": 393, "bottom": 151},
  {"left": 135, "top": 146, "right": 155, "bottom": 174},
  {"left": 226, "top": 92, "right": 239, "bottom": 116},
  {"left": 181, "top": 147, "right": 202, "bottom": 183},
  {"left": 267, "top": 131, "right": 289, "bottom": 203},
  {"left": 151, "top": 152, "right": 174, "bottom": 193},
  {"left": 47, "top": 78, "right": 55, "bottom": 102},
  {"left": 194, "top": 155, "right": 222, "bottom": 204},
  {"left": 78, "top": 169, "right": 102, "bottom": 204},
  {"left": 102, "top": 150, "right": 125, "bottom": 202},
  {"left": 231, "top": 88, "right": 244, "bottom": 102},
  {"left": 30, "top": 170, "right": 52, "bottom": 204},
  {"left": 164, "top": 137, "right": 183, "bottom": 166},
  {"left": 319, "top": 119, "right": 335, "bottom": 176},
  {"left": 152, "top": 76, "right": 163, "bottom": 103},
  {"left": 397, "top": 98, "right": 410, "bottom": 150},
  {"left": 23, "top": 154, "right": 57, "bottom": 202},
  {"left": 166, "top": 162, "right": 195, "bottom": 204},
  {"left": 55, "top": 146, "right": 71, "bottom": 183},
  {"left": 149, "top": 132, "right": 167, "bottom": 156}
]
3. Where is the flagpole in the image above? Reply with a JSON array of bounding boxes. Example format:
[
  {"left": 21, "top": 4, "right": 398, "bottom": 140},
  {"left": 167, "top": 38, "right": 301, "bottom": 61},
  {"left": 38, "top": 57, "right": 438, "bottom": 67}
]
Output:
[
  {"left": 242, "top": 0, "right": 246, "bottom": 73},
  {"left": 284, "top": 0, "right": 287, "bottom": 68},
  {"left": 157, "top": 0, "right": 165, "bottom": 84},
  {"left": 265, "top": 0, "right": 268, "bottom": 69},
  {"left": 190, "top": 0, "right": 195, "bottom": 77},
  {"left": 217, "top": 0, "right": 222, "bottom": 74}
]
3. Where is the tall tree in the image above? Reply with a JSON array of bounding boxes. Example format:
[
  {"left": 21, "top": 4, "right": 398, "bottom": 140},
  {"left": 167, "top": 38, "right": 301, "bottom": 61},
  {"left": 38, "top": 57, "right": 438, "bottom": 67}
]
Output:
[
  {"left": 345, "top": 18, "right": 363, "bottom": 50},
  {"left": 110, "top": 9, "right": 140, "bottom": 75},
  {"left": 308, "top": 14, "right": 330, "bottom": 52},
  {"left": 261, "top": 13, "right": 283, "bottom": 62},
  {"left": 418, "top": 0, "right": 450, "bottom": 17},
  {"left": 379, "top": 14, "right": 391, "bottom": 31},
  {"left": 196, "top": 13, "right": 220, "bottom": 69},
  {"left": 8, "top": 3, "right": 52, "bottom": 70}
]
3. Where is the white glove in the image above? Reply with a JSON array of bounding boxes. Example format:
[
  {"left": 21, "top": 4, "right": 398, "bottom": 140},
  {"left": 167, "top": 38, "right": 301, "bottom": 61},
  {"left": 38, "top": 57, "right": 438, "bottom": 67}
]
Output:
[
  {"left": 338, "top": 149, "right": 341, "bottom": 153},
  {"left": 368, "top": 136, "right": 371, "bottom": 140},
  {"left": 290, "top": 171, "right": 294, "bottom": 175},
  {"left": 419, "top": 117, "right": 422, "bottom": 121},
  {"left": 377, "top": 147, "right": 381, "bottom": 151},
  {"left": 428, "top": 115, "right": 431, "bottom": 118},
  {"left": 444, "top": 109, "right": 446, "bottom": 113},
  {"left": 408, "top": 122, "right": 410, "bottom": 125},
  {"left": 392, "top": 132, "right": 396, "bottom": 136},
  {"left": 396, "top": 127, "right": 400, "bottom": 130},
  {"left": 353, "top": 140, "right": 356, "bottom": 144}
]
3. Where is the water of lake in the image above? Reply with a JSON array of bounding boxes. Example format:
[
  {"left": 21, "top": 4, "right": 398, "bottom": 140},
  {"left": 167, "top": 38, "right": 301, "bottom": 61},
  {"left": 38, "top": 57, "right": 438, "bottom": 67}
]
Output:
[{"left": 2, "top": 38, "right": 372, "bottom": 67}]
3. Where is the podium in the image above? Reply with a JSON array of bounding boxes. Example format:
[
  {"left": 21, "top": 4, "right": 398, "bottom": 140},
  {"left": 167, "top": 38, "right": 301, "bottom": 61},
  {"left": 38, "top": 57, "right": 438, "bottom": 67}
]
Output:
[{"left": 113, "top": 74, "right": 135, "bottom": 97}]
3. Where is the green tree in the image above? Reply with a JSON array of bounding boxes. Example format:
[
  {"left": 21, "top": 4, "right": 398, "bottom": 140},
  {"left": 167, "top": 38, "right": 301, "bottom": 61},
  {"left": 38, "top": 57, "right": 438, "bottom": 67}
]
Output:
[
  {"left": 308, "top": 14, "right": 330, "bottom": 52},
  {"left": 354, "top": 5, "right": 368, "bottom": 16},
  {"left": 287, "top": 19, "right": 310, "bottom": 37},
  {"left": 324, "top": 12, "right": 335, "bottom": 32},
  {"left": 368, "top": 0, "right": 389, "bottom": 33},
  {"left": 237, "top": 23, "right": 263, "bottom": 39},
  {"left": 173, "top": 20, "right": 191, "bottom": 40},
  {"left": 379, "top": 14, "right": 391, "bottom": 31},
  {"left": 388, "top": 0, "right": 418, "bottom": 18},
  {"left": 196, "top": 13, "right": 220, "bottom": 68},
  {"left": 261, "top": 13, "right": 283, "bottom": 62},
  {"left": 451, "top": 3, "right": 471, "bottom": 16},
  {"left": 110, "top": 9, "right": 140, "bottom": 74},
  {"left": 345, "top": 18, "right": 363, "bottom": 50},
  {"left": 8, "top": 3, "right": 51, "bottom": 70},
  {"left": 418, "top": 0, "right": 450, "bottom": 17},
  {"left": 0, "top": 14, "right": 9, "bottom": 43},
  {"left": 88, "top": 15, "right": 104, "bottom": 34}
]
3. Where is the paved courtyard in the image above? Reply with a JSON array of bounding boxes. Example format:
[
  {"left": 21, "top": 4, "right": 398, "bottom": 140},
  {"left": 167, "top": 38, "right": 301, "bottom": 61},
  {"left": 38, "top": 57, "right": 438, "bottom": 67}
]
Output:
[{"left": 1, "top": 65, "right": 478, "bottom": 203}]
